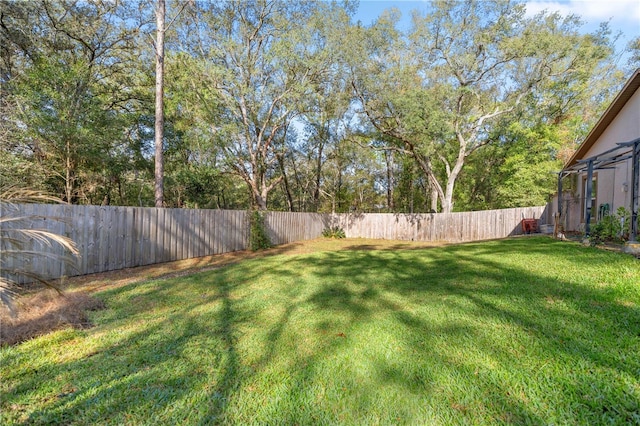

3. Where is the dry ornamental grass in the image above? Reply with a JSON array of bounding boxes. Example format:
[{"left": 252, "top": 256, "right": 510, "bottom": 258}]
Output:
[{"left": 0, "top": 290, "right": 105, "bottom": 346}]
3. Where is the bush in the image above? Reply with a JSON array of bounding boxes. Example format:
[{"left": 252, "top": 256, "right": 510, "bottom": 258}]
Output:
[
  {"left": 322, "top": 226, "right": 346, "bottom": 239},
  {"left": 589, "top": 207, "right": 631, "bottom": 246},
  {"left": 249, "top": 210, "right": 272, "bottom": 251}
]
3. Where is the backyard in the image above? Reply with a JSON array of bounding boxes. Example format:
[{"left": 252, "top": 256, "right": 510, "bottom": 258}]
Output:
[{"left": 1, "top": 236, "right": 639, "bottom": 425}]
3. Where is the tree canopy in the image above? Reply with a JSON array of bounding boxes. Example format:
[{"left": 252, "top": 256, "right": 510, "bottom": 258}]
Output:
[{"left": 0, "top": 0, "right": 630, "bottom": 212}]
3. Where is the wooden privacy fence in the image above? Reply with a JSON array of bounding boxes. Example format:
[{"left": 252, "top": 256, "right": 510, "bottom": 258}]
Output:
[
  {"left": 263, "top": 211, "right": 328, "bottom": 245},
  {"left": 1, "top": 204, "right": 548, "bottom": 282},
  {"left": 332, "top": 206, "right": 549, "bottom": 243},
  {"left": 1, "top": 204, "right": 249, "bottom": 283}
]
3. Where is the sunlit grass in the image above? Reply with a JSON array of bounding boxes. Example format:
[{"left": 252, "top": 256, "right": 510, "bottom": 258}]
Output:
[{"left": 1, "top": 237, "right": 639, "bottom": 424}]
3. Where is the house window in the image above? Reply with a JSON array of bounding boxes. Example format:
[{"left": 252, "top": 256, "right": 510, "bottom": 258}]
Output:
[{"left": 582, "top": 173, "right": 597, "bottom": 223}]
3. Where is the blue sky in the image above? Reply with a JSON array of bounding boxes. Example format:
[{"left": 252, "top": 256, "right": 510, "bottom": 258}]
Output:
[{"left": 353, "top": 1, "right": 640, "bottom": 52}]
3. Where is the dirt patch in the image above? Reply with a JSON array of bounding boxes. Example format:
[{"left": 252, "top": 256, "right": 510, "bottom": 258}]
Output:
[{"left": 0, "top": 290, "right": 105, "bottom": 346}]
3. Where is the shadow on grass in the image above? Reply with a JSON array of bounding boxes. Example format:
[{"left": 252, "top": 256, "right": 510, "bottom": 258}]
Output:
[
  {"left": 298, "top": 239, "right": 640, "bottom": 421},
  {"left": 7, "top": 237, "right": 639, "bottom": 424}
]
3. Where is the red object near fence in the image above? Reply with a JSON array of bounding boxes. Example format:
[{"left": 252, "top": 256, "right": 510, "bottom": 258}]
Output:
[{"left": 521, "top": 219, "right": 538, "bottom": 234}]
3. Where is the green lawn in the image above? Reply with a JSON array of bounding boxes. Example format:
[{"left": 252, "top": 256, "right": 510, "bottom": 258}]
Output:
[{"left": 1, "top": 237, "right": 639, "bottom": 425}]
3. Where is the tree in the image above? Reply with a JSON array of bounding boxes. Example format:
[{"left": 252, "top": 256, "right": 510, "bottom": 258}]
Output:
[
  {"left": 152, "top": 0, "right": 193, "bottom": 208},
  {"left": 346, "top": 8, "right": 449, "bottom": 211},
  {"left": 627, "top": 36, "right": 640, "bottom": 69},
  {"left": 298, "top": 83, "right": 354, "bottom": 212},
  {"left": 176, "top": 0, "right": 350, "bottom": 210},
  {"left": 162, "top": 51, "right": 246, "bottom": 209},
  {"left": 0, "top": 0, "right": 624, "bottom": 213},
  {"left": 349, "top": 0, "right": 617, "bottom": 213},
  {"left": 154, "top": 0, "right": 165, "bottom": 207},
  {"left": 0, "top": 0, "right": 150, "bottom": 205}
]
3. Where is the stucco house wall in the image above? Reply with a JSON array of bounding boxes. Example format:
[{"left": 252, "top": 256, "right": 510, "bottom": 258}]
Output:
[
  {"left": 575, "top": 88, "right": 639, "bottom": 222},
  {"left": 550, "top": 69, "right": 640, "bottom": 233}
]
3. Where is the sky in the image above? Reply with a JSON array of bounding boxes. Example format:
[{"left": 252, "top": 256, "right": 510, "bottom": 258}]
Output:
[{"left": 353, "top": 0, "right": 640, "bottom": 53}]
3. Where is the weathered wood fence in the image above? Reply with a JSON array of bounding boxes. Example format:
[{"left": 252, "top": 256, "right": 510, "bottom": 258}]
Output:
[
  {"left": 332, "top": 205, "right": 549, "bottom": 243},
  {"left": 1, "top": 205, "right": 250, "bottom": 283},
  {"left": 1, "top": 204, "right": 547, "bottom": 282}
]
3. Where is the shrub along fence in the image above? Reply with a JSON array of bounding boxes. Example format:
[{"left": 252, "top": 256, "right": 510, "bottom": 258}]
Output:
[{"left": 1, "top": 204, "right": 547, "bottom": 282}]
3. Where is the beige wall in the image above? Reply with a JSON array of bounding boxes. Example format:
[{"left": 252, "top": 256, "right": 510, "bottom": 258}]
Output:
[
  {"left": 573, "top": 88, "right": 639, "bottom": 228},
  {"left": 583, "top": 88, "right": 640, "bottom": 158}
]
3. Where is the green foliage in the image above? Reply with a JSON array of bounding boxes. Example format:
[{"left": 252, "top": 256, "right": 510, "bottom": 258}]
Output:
[
  {"left": 349, "top": 0, "right": 620, "bottom": 213},
  {"left": 0, "top": 149, "right": 47, "bottom": 191},
  {"left": 322, "top": 226, "right": 346, "bottom": 239},
  {"left": 249, "top": 210, "right": 272, "bottom": 251},
  {"left": 589, "top": 207, "right": 631, "bottom": 245},
  {"left": 0, "top": 0, "right": 150, "bottom": 205},
  {"left": 0, "top": 0, "right": 625, "bottom": 212},
  {"left": 174, "top": 1, "right": 343, "bottom": 210},
  {"left": 627, "top": 36, "right": 640, "bottom": 69},
  {"left": 14, "top": 57, "right": 123, "bottom": 201},
  {"left": 458, "top": 122, "right": 564, "bottom": 210}
]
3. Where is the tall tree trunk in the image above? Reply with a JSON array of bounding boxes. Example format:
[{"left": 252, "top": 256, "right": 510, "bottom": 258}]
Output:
[
  {"left": 278, "top": 154, "right": 295, "bottom": 212},
  {"left": 430, "top": 186, "right": 438, "bottom": 213},
  {"left": 65, "top": 140, "right": 73, "bottom": 203},
  {"left": 255, "top": 191, "right": 267, "bottom": 210},
  {"left": 313, "top": 140, "right": 324, "bottom": 212},
  {"left": 337, "top": 166, "right": 343, "bottom": 212},
  {"left": 384, "top": 150, "right": 394, "bottom": 210},
  {"left": 441, "top": 136, "right": 468, "bottom": 214},
  {"left": 154, "top": 0, "right": 165, "bottom": 208},
  {"left": 409, "top": 178, "right": 414, "bottom": 214}
]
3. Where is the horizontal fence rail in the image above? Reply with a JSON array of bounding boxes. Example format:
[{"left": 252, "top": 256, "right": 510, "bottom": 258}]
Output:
[{"left": 1, "top": 204, "right": 548, "bottom": 282}]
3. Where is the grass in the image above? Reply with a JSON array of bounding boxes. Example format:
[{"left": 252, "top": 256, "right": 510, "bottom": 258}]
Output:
[{"left": 1, "top": 236, "right": 639, "bottom": 425}]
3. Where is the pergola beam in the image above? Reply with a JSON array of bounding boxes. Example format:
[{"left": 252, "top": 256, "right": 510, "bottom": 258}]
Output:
[
  {"left": 557, "top": 172, "right": 563, "bottom": 218},
  {"left": 617, "top": 137, "right": 640, "bottom": 147},
  {"left": 559, "top": 137, "right": 639, "bottom": 243},
  {"left": 584, "top": 159, "right": 594, "bottom": 237}
]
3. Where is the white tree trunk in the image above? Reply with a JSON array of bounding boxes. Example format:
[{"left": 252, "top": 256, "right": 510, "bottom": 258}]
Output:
[{"left": 154, "top": 0, "right": 165, "bottom": 208}]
